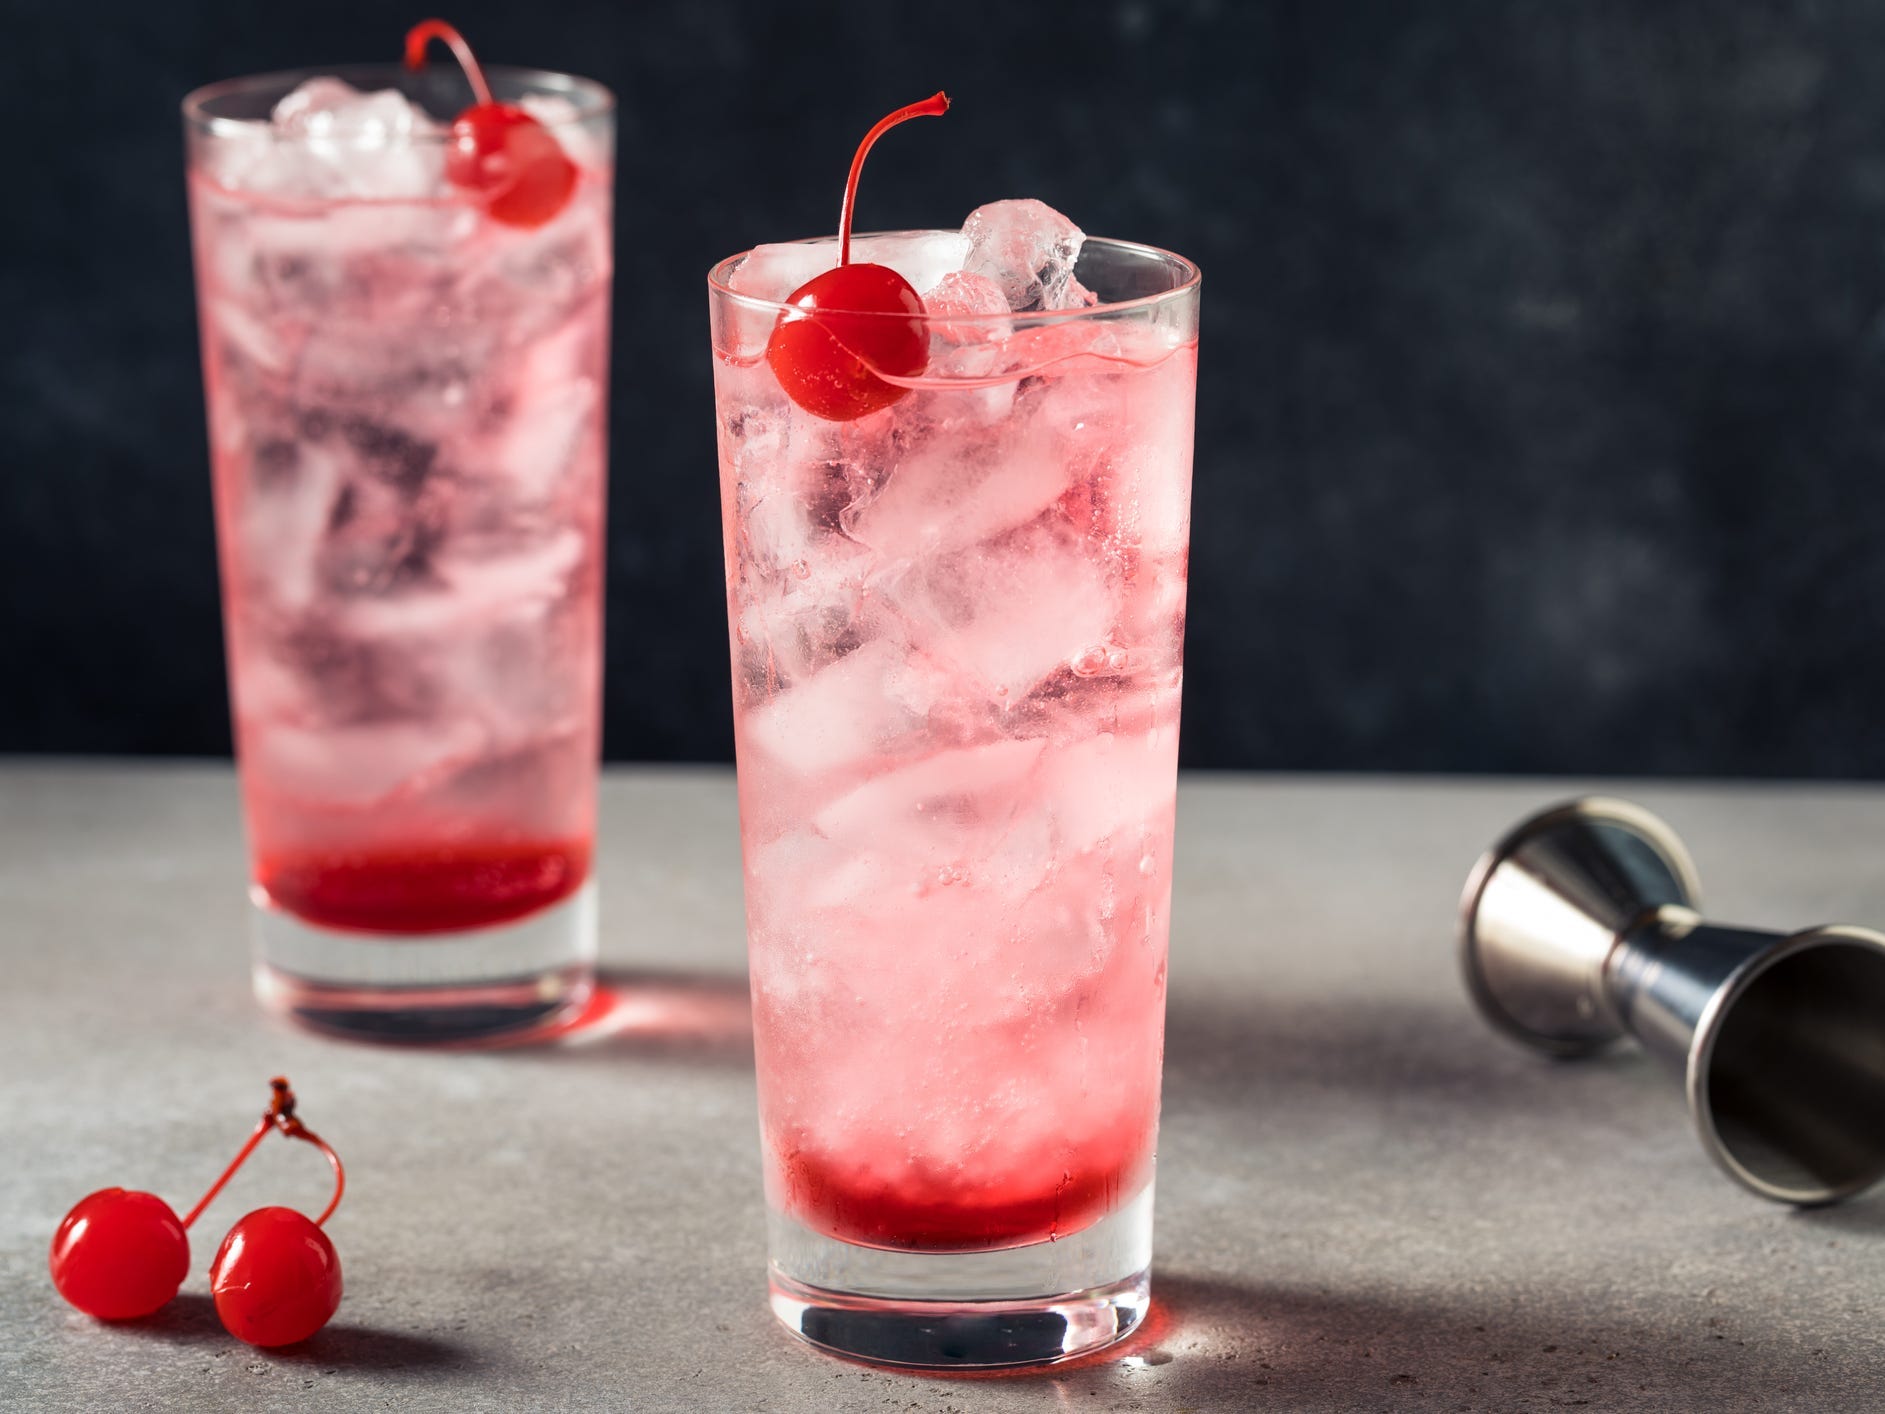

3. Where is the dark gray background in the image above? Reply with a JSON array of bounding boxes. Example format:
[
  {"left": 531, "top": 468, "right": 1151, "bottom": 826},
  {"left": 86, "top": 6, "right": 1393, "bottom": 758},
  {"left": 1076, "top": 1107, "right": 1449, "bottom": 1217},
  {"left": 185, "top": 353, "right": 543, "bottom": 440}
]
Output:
[{"left": 5, "top": 0, "right": 1881, "bottom": 775}]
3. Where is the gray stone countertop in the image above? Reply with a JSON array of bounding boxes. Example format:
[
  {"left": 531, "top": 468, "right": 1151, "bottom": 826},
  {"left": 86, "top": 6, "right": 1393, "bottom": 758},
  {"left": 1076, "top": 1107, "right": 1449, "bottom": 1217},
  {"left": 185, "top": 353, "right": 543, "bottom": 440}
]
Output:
[{"left": 2, "top": 762, "right": 1882, "bottom": 1412}]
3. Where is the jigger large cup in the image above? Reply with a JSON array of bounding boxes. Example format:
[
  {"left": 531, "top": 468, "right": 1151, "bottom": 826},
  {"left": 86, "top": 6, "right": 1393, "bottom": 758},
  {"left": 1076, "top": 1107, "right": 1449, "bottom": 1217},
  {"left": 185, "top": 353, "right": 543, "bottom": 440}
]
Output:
[{"left": 1460, "top": 797, "right": 1885, "bottom": 1205}]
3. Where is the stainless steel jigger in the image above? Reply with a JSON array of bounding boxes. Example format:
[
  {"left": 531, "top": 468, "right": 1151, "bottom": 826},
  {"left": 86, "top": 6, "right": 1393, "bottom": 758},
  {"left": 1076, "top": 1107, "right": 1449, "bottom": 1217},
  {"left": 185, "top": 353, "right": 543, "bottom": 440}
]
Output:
[{"left": 1460, "top": 797, "right": 1885, "bottom": 1205}]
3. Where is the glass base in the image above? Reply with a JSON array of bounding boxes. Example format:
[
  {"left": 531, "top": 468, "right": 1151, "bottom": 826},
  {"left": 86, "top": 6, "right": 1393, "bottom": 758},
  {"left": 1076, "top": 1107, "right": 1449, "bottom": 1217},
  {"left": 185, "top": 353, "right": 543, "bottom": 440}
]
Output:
[
  {"left": 251, "top": 880, "right": 597, "bottom": 1044},
  {"left": 767, "top": 1182, "right": 1153, "bottom": 1369}
]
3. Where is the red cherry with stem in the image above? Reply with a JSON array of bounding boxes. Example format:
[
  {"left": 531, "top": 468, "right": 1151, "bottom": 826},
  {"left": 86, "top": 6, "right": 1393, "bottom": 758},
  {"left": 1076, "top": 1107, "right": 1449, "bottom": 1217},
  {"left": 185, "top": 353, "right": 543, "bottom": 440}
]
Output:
[
  {"left": 405, "top": 19, "right": 577, "bottom": 228},
  {"left": 200, "top": 1078, "right": 347, "bottom": 1347},
  {"left": 48, "top": 1077, "right": 347, "bottom": 1341},
  {"left": 765, "top": 92, "right": 950, "bottom": 421},
  {"left": 49, "top": 1189, "right": 190, "bottom": 1320},
  {"left": 211, "top": 1208, "right": 343, "bottom": 1349}
]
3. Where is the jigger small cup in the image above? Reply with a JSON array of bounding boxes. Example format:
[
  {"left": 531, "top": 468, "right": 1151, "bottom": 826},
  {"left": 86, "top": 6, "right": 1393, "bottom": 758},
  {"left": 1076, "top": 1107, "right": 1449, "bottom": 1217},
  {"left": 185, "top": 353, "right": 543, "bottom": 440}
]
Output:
[{"left": 1460, "top": 797, "right": 1885, "bottom": 1206}]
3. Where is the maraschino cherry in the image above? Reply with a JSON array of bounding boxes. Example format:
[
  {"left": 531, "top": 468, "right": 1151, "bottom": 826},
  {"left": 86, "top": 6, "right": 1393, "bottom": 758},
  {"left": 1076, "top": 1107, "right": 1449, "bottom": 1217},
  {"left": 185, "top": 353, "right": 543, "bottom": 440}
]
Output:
[
  {"left": 405, "top": 19, "right": 577, "bottom": 228},
  {"left": 49, "top": 1189, "right": 189, "bottom": 1321},
  {"left": 204, "top": 1079, "right": 346, "bottom": 1347},
  {"left": 211, "top": 1207, "right": 342, "bottom": 1348},
  {"left": 49, "top": 1077, "right": 347, "bottom": 1348},
  {"left": 766, "top": 93, "right": 950, "bottom": 421}
]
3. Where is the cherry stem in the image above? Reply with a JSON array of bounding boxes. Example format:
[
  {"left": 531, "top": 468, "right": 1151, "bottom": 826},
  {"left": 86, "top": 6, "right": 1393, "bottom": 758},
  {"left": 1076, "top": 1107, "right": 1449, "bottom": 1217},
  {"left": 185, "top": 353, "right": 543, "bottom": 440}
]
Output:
[
  {"left": 180, "top": 1117, "right": 268, "bottom": 1231},
  {"left": 838, "top": 92, "right": 950, "bottom": 267},
  {"left": 405, "top": 19, "right": 495, "bottom": 109},
  {"left": 179, "top": 1077, "right": 346, "bottom": 1230},
  {"left": 283, "top": 1119, "right": 347, "bottom": 1229}
]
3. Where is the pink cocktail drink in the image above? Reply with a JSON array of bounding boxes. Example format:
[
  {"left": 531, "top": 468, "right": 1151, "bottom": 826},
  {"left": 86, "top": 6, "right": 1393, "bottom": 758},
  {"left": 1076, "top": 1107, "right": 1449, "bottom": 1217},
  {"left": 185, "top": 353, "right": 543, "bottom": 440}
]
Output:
[
  {"left": 185, "top": 35, "right": 612, "bottom": 1040},
  {"left": 711, "top": 183, "right": 1199, "bottom": 1365}
]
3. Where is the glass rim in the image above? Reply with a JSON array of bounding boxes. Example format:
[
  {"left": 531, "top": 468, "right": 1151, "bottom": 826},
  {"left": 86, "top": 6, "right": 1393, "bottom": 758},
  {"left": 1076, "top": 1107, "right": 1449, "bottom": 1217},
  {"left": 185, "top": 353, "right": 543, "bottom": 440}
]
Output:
[
  {"left": 707, "top": 231, "right": 1202, "bottom": 324},
  {"left": 182, "top": 63, "right": 615, "bottom": 140}
]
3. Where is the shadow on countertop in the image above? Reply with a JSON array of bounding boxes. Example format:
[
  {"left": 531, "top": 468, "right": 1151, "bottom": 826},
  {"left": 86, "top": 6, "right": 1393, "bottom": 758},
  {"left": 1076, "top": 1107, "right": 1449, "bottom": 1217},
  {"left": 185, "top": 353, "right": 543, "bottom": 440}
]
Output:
[
  {"left": 1791, "top": 1199, "right": 1885, "bottom": 1237},
  {"left": 114, "top": 1292, "right": 476, "bottom": 1374},
  {"left": 885, "top": 1271, "right": 1882, "bottom": 1410},
  {"left": 1162, "top": 983, "right": 1651, "bottom": 1100},
  {"left": 470, "top": 966, "right": 754, "bottom": 1067},
  {"left": 1127, "top": 1272, "right": 1876, "bottom": 1410}
]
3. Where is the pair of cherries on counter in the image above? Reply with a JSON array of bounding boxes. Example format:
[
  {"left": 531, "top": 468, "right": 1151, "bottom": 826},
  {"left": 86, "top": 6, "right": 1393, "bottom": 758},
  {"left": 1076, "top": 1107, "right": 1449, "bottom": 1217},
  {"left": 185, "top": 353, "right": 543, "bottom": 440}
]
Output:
[{"left": 50, "top": 1078, "right": 346, "bottom": 1348}]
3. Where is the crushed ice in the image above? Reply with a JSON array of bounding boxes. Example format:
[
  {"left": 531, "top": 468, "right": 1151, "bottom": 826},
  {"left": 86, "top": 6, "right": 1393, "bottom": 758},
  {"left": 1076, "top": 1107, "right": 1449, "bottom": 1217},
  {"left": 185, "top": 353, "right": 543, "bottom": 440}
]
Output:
[
  {"left": 203, "top": 78, "right": 448, "bottom": 199},
  {"left": 959, "top": 199, "right": 1098, "bottom": 312},
  {"left": 726, "top": 201, "right": 1098, "bottom": 315}
]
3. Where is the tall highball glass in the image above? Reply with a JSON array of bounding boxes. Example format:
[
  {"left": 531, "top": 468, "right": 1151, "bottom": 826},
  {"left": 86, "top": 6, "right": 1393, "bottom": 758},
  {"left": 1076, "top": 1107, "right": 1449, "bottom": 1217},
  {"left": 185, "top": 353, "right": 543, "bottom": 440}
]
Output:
[
  {"left": 709, "top": 234, "right": 1200, "bottom": 1366},
  {"left": 185, "top": 64, "right": 613, "bottom": 1041}
]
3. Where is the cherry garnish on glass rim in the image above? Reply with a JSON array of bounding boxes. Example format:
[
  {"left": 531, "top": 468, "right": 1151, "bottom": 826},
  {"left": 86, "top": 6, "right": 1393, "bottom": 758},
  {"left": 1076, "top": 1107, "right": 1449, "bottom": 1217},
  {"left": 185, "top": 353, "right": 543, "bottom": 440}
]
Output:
[
  {"left": 405, "top": 19, "right": 577, "bottom": 228},
  {"left": 765, "top": 92, "right": 950, "bottom": 422},
  {"left": 48, "top": 1077, "right": 347, "bottom": 1347}
]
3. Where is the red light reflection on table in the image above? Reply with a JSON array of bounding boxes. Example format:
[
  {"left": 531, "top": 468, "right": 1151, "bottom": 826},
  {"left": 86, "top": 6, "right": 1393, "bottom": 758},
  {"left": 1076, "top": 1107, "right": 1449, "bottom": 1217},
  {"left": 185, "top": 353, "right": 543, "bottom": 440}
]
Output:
[{"left": 465, "top": 972, "right": 752, "bottom": 1053}]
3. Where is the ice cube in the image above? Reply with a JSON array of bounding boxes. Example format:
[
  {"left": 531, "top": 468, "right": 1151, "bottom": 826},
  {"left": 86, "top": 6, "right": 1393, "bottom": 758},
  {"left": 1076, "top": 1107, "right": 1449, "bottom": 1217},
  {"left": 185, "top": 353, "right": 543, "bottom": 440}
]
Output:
[
  {"left": 715, "top": 356, "right": 793, "bottom": 456},
  {"left": 749, "top": 820, "right": 910, "bottom": 917},
  {"left": 272, "top": 78, "right": 436, "bottom": 146},
  {"left": 813, "top": 738, "right": 1046, "bottom": 844},
  {"left": 1107, "top": 344, "right": 1197, "bottom": 559},
  {"left": 239, "top": 442, "right": 348, "bottom": 612},
  {"left": 743, "top": 830, "right": 852, "bottom": 946},
  {"left": 248, "top": 79, "right": 446, "bottom": 200},
  {"left": 843, "top": 409, "right": 1072, "bottom": 560},
  {"left": 314, "top": 470, "right": 441, "bottom": 598},
  {"left": 740, "top": 639, "right": 920, "bottom": 778},
  {"left": 250, "top": 715, "right": 489, "bottom": 810},
  {"left": 917, "top": 271, "right": 1017, "bottom": 406},
  {"left": 517, "top": 94, "right": 580, "bottom": 125},
  {"left": 859, "top": 232, "right": 972, "bottom": 296},
  {"left": 989, "top": 318, "right": 1185, "bottom": 386},
  {"left": 922, "top": 270, "right": 1011, "bottom": 319},
  {"left": 921, "top": 271, "right": 1012, "bottom": 341},
  {"left": 1037, "top": 731, "right": 1178, "bottom": 857},
  {"left": 344, "top": 530, "right": 586, "bottom": 639},
  {"left": 961, "top": 199, "right": 1097, "bottom": 312},
  {"left": 477, "top": 206, "right": 613, "bottom": 340},
  {"left": 517, "top": 94, "right": 603, "bottom": 170},
  {"left": 195, "top": 122, "right": 275, "bottom": 192},
  {"left": 504, "top": 377, "right": 597, "bottom": 502},
  {"left": 494, "top": 320, "right": 601, "bottom": 502},
  {"left": 204, "top": 296, "right": 296, "bottom": 378},
  {"left": 888, "top": 521, "right": 1118, "bottom": 702},
  {"left": 740, "top": 477, "right": 828, "bottom": 573},
  {"left": 728, "top": 233, "right": 971, "bottom": 303},
  {"left": 731, "top": 423, "right": 868, "bottom": 590},
  {"left": 733, "top": 535, "right": 875, "bottom": 691},
  {"left": 727, "top": 243, "right": 824, "bottom": 302},
  {"left": 754, "top": 751, "right": 1055, "bottom": 966}
]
